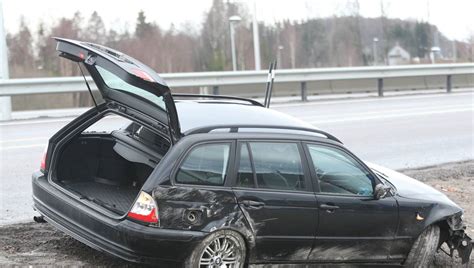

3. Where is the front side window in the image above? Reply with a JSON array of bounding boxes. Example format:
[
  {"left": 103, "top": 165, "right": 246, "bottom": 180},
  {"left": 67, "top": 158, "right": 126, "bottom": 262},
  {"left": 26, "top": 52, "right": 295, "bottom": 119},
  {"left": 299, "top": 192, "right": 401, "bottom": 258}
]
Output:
[
  {"left": 176, "top": 143, "right": 230, "bottom": 186},
  {"left": 241, "top": 142, "right": 306, "bottom": 191},
  {"left": 95, "top": 65, "right": 166, "bottom": 110},
  {"left": 307, "top": 144, "right": 374, "bottom": 196}
]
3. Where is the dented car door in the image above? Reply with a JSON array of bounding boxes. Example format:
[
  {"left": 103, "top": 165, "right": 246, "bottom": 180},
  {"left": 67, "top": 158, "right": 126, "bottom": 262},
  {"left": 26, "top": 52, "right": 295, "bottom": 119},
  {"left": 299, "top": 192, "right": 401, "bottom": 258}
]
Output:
[{"left": 232, "top": 141, "right": 318, "bottom": 262}]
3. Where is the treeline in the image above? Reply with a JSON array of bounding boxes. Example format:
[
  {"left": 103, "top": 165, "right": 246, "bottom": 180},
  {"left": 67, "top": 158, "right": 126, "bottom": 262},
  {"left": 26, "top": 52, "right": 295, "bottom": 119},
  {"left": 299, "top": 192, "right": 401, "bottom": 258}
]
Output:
[{"left": 6, "top": 0, "right": 473, "bottom": 78}]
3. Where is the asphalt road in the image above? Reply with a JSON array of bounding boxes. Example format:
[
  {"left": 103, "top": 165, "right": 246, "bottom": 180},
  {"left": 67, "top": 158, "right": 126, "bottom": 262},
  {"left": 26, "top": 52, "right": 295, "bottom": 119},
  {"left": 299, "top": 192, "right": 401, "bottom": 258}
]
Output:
[{"left": 0, "top": 91, "right": 473, "bottom": 225}]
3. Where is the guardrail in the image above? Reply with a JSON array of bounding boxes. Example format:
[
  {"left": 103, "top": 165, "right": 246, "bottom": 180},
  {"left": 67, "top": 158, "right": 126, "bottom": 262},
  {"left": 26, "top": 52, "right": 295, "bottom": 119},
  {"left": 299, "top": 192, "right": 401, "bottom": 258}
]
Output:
[{"left": 0, "top": 63, "right": 473, "bottom": 120}]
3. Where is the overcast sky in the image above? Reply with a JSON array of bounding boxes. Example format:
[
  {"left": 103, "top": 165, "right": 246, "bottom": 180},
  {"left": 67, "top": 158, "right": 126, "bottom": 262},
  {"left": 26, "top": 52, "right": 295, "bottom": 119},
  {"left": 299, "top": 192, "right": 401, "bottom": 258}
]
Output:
[{"left": 2, "top": 0, "right": 473, "bottom": 41}]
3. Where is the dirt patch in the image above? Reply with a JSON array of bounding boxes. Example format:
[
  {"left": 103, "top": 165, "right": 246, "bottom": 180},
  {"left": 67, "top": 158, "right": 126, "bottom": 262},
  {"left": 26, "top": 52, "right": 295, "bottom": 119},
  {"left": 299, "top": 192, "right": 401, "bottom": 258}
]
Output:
[{"left": 0, "top": 161, "right": 473, "bottom": 267}]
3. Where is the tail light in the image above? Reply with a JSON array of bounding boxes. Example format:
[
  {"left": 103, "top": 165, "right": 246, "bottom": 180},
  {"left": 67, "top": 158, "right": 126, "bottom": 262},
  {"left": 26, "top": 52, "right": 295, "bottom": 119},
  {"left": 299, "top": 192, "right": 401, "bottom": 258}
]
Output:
[
  {"left": 40, "top": 146, "right": 48, "bottom": 172},
  {"left": 127, "top": 191, "right": 159, "bottom": 225}
]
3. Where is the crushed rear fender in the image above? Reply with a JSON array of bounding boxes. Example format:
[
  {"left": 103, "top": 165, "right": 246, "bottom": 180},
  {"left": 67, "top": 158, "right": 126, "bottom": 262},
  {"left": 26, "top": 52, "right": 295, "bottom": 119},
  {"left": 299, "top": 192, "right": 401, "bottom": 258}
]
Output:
[{"left": 152, "top": 185, "right": 256, "bottom": 250}]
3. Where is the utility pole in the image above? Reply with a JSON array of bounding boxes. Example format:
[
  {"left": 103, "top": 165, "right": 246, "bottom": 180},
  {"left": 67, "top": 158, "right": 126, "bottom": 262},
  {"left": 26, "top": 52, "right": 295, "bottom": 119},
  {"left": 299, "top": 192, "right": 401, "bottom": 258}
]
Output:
[
  {"left": 452, "top": 40, "right": 457, "bottom": 62},
  {"left": 277, "top": 45, "right": 284, "bottom": 67},
  {"left": 0, "top": 0, "right": 11, "bottom": 121},
  {"left": 426, "top": 0, "right": 430, "bottom": 23},
  {"left": 373, "top": 38, "right": 379, "bottom": 66},
  {"left": 252, "top": 0, "right": 261, "bottom": 70},
  {"left": 379, "top": 0, "right": 387, "bottom": 65}
]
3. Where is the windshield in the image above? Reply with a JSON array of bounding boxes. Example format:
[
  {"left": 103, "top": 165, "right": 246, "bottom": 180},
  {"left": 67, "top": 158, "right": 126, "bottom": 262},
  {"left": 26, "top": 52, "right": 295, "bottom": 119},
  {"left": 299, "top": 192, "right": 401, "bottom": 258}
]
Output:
[{"left": 96, "top": 65, "right": 166, "bottom": 110}]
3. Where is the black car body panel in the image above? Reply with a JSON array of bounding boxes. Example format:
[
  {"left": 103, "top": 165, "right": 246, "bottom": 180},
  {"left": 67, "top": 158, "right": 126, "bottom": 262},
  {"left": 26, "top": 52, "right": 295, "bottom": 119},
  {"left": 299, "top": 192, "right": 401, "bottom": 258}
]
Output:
[
  {"left": 367, "top": 162, "right": 463, "bottom": 234},
  {"left": 233, "top": 187, "right": 318, "bottom": 261},
  {"left": 309, "top": 195, "right": 400, "bottom": 261},
  {"left": 31, "top": 39, "right": 471, "bottom": 266},
  {"left": 175, "top": 101, "right": 315, "bottom": 133},
  {"left": 32, "top": 172, "right": 205, "bottom": 265},
  {"left": 368, "top": 162, "right": 472, "bottom": 263}
]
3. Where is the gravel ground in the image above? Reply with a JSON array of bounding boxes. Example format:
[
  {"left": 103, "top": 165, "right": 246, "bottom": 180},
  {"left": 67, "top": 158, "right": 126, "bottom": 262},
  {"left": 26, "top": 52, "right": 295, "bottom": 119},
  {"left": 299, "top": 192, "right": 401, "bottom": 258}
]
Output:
[{"left": 0, "top": 161, "right": 472, "bottom": 267}]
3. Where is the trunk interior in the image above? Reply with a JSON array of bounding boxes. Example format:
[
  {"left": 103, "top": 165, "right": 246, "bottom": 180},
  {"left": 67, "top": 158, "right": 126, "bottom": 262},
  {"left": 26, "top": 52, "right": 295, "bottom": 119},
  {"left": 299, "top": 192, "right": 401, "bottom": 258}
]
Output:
[{"left": 54, "top": 122, "right": 169, "bottom": 215}]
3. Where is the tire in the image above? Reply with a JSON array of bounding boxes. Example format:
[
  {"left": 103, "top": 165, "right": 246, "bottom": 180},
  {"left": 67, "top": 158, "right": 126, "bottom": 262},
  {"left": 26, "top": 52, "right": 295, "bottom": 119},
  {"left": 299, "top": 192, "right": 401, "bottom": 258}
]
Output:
[
  {"left": 185, "top": 230, "right": 246, "bottom": 268},
  {"left": 404, "top": 225, "right": 440, "bottom": 267}
]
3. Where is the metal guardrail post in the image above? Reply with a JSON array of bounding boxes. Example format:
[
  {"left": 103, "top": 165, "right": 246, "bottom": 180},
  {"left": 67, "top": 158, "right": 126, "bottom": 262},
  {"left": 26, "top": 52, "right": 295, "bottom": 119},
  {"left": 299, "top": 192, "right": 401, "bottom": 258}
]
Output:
[
  {"left": 212, "top": 86, "right": 219, "bottom": 95},
  {"left": 0, "top": 96, "right": 11, "bottom": 120},
  {"left": 1, "top": 64, "right": 473, "bottom": 111},
  {"left": 446, "top": 75, "right": 452, "bottom": 93},
  {"left": 377, "top": 78, "right": 384, "bottom": 97},
  {"left": 301, "top": 81, "right": 307, "bottom": 102}
]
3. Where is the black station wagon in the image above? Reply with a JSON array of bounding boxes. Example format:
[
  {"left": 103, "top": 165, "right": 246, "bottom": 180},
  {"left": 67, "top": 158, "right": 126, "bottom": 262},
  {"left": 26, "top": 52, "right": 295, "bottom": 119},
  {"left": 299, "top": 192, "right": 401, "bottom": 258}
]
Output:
[{"left": 32, "top": 38, "right": 472, "bottom": 267}]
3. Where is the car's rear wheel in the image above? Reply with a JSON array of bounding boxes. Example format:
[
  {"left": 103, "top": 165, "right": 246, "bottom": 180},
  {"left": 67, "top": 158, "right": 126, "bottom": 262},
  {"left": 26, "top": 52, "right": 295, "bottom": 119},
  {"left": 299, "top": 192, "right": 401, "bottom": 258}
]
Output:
[
  {"left": 186, "top": 230, "right": 246, "bottom": 268},
  {"left": 404, "top": 225, "right": 440, "bottom": 267}
]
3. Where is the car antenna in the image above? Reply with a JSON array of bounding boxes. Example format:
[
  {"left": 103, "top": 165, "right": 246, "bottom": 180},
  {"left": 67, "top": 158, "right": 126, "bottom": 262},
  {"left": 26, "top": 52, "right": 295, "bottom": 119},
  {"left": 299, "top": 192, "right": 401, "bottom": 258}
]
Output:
[
  {"left": 77, "top": 62, "right": 99, "bottom": 110},
  {"left": 263, "top": 60, "right": 277, "bottom": 108}
]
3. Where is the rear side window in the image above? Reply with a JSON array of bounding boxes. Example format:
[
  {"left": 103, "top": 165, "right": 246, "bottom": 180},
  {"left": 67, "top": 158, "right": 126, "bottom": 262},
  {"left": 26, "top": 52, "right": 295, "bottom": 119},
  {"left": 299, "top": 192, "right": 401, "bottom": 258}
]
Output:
[
  {"left": 307, "top": 144, "right": 374, "bottom": 196},
  {"left": 176, "top": 143, "right": 230, "bottom": 186},
  {"left": 236, "top": 142, "right": 306, "bottom": 191}
]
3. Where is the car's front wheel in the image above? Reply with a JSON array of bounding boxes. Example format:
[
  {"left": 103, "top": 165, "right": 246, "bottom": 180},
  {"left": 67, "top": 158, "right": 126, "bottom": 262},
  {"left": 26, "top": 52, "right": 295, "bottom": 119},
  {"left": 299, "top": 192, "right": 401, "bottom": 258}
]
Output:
[
  {"left": 404, "top": 225, "right": 440, "bottom": 267},
  {"left": 186, "top": 230, "right": 246, "bottom": 268}
]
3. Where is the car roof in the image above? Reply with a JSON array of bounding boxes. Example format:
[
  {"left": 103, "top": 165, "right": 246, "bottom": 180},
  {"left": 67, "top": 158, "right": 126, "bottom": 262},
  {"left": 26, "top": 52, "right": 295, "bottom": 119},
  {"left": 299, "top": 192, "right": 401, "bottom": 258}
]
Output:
[{"left": 175, "top": 101, "right": 331, "bottom": 138}]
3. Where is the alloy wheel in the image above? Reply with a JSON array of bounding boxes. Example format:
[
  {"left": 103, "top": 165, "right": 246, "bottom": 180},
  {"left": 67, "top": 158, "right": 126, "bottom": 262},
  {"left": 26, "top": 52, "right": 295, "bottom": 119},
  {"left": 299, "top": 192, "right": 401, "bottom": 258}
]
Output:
[{"left": 199, "top": 234, "right": 241, "bottom": 267}]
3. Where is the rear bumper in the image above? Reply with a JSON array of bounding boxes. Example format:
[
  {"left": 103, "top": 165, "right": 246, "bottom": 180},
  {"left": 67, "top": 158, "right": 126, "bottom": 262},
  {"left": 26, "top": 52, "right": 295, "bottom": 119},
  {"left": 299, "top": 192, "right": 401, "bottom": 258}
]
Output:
[{"left": 32, "top": 172, "right": 206, "bottom": 265}]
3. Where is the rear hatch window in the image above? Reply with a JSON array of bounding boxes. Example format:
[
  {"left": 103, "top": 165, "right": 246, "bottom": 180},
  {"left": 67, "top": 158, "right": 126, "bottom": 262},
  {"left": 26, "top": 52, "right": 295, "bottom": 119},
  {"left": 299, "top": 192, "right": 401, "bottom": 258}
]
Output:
[{"left": 95, "top": 65, "right": 166, "bottom": 110}]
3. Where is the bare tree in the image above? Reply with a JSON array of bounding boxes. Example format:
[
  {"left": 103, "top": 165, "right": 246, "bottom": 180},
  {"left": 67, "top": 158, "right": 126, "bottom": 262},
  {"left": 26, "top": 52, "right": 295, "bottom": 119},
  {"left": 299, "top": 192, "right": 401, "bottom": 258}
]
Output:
[
  {"left": 84, "top": 11, "right": 106, "bottom": 44},
  {"left": 4, "top": 0, "right": 471, "bottom": 80},
  {"left": 6, "top": 18, "right": 36, "bottom": 78}
]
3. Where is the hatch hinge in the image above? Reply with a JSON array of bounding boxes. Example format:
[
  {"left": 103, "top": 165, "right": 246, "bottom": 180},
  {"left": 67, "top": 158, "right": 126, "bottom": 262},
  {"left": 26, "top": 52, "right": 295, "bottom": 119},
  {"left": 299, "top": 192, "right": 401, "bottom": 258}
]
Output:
[{"left": 77, "top": 63, "right": 99, "bottom": 111}]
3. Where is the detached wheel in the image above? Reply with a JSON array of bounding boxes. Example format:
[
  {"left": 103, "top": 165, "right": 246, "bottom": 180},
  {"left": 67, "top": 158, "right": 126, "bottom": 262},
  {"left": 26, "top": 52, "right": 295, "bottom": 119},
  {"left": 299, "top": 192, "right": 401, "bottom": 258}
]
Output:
[
  {"left": 186, "top": 230, "right": 246, "bottom": 268},
  {"left": 404, "top": 225, "right": 440, "bottom": 267}
]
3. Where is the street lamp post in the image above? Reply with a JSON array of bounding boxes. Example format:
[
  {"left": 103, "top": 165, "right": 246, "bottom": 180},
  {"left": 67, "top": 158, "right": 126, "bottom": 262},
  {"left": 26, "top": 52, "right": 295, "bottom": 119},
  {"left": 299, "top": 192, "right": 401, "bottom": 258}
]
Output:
[
  {"left": 252, "top": 0, "right": 261, "bottom": 70},
  {"left": 277, "top": 45, "right": 284, "bottom": 67},
  {"left": 229, "top": 16, "right": 241, "bottom": 71},
  {"left": 373, "top": 37, "right": 379, "bottom": 66}
]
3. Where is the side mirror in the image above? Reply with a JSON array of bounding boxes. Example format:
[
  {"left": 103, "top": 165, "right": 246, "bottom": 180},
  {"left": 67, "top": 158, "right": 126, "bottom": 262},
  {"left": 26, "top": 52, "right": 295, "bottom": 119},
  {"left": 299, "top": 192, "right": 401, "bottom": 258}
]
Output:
[{"left": 374, "top": 184, "right": 391, "bottom": 200}]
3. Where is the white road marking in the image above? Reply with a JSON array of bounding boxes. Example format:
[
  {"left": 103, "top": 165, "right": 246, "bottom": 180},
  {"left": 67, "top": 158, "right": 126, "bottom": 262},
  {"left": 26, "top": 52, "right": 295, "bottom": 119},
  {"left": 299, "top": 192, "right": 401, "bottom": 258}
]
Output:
[
  {"left": 0, "top": 118, "right": 74, "bottom": 127},
  {"left": 308, "top": 107, "right": 473, "bottom": 124},
  {"left": 0, "top": 137, "right": 49, "bottom": 143},
  {"left": 273, "top": 91, "right": 474, "bottom": 108},
  {"left": 2, "top": 107, "right": 470, "bottom": 146},
  {"left": 0, "top": 114, "right": 121, "bottom": 127},
  {"left": 0, "top": 143, "right": 45, "bottom": 150},
  {"left": 298, "top": 104, "right": 473, "bottom": 121}
]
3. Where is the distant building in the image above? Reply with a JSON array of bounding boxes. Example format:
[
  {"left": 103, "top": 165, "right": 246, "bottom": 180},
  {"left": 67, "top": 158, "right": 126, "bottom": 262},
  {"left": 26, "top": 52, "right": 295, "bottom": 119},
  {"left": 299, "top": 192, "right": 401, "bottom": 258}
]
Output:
[
  {"left": 388, "top": 43, "right": 411, "bottom": 65},
  {"left": 429, "top": 46, "right": 442, "bottom": 63}
]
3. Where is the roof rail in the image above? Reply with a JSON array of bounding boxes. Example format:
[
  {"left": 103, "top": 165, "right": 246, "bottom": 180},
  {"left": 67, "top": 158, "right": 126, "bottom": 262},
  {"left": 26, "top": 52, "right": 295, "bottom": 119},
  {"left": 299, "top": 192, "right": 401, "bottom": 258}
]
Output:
[
  {"left": 185, "top": 124, "right": 342, "bottom": 143},
  {"left": 172, "top": 94, "right": 264, "bottom": 107}
]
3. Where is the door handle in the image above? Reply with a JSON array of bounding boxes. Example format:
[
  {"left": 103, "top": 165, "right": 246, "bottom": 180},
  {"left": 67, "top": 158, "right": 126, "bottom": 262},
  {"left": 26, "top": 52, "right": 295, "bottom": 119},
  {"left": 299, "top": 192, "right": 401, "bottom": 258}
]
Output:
[
  {"left": 320, "top": 203, "right": 339, "bottom": 212},
  {"left": 241, "top": 200, "right": 265, "bottom": 209}
]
